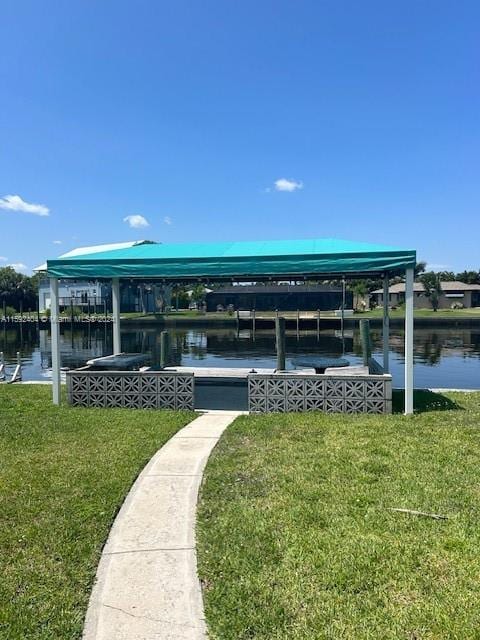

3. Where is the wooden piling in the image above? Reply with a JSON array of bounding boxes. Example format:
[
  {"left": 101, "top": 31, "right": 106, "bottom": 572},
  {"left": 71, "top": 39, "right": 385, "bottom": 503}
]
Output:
[
  {"left": 160, "top": 330, "right": 170, "bottom": 369},
  {"left": 359, "top": 319, "right": 372, "bottom": 367},
  {"left": 275, "top": 316, "right": 286, "bottom": 371}
]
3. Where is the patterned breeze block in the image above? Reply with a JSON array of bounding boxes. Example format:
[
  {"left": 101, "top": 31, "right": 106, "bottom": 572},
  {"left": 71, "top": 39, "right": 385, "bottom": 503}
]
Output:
[
  {"left": 248, "top": 374, "right": 392, "bottom": 414},
  {"left": 67, "top": 371, "right": 194, "bottom": 410}
]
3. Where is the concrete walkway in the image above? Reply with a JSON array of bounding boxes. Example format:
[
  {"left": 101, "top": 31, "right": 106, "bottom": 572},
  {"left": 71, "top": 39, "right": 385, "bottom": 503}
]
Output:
[{"left": 83, "top": 411, "right": 241, "bottom": 640}]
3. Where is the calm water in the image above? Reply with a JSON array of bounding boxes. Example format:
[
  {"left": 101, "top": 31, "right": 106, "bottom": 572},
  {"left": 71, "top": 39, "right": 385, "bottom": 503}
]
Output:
[{"left": 1, "top": 323, "right": 480, "bottom": 389}]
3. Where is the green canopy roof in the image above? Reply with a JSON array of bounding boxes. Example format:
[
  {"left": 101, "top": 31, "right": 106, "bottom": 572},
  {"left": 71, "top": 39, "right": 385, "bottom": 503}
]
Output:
[{"left": 46, "top": 238, "right": 416, "bottom": 280}]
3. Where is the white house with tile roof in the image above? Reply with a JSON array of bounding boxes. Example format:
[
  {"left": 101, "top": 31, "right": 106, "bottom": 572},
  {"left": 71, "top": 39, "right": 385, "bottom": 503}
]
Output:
[{"left": 372, "top": 281, "right": 480, "bottom": 309}]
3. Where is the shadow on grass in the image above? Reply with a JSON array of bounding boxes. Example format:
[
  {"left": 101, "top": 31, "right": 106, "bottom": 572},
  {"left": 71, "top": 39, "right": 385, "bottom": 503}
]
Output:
[{"left": 392, "top": 389, "right": 463, "bottom": 414}]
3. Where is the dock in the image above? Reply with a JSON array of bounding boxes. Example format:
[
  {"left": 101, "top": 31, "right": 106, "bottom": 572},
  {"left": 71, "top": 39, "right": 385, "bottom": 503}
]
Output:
[{"left": 163, "top": 366, "right": 316, "bottom": 379}]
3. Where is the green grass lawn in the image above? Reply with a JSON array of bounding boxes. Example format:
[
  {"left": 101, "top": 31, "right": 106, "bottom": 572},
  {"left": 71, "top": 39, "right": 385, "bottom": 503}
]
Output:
[
  {"left": 197, "top": 392, "right": 480, "bottom": 640},
  {"left": 0, "top": 386, "right": 194, "bottom": 639}
]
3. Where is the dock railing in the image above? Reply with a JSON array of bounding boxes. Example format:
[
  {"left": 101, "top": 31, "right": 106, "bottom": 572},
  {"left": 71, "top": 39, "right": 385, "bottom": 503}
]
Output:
[{"left": 0, "top": 352, "right": 22, "bottom": 384}]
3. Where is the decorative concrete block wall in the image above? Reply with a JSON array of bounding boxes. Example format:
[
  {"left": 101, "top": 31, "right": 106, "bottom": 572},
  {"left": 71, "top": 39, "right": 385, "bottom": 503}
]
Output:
[
  {"left": 67, "top": 370, "right": 194, "bottom": 410},
  {"left": 248, "top": 374, "right": 392, "bottom": 414}
]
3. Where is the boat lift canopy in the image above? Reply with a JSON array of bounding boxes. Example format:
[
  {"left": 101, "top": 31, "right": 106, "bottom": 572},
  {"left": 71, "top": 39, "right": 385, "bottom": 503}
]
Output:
[
  {"left": 44, "top": 237, "right": 416, "bottom": 413},
  {"left": 46, "top": 238, "right": 415, "bottom": 281}
]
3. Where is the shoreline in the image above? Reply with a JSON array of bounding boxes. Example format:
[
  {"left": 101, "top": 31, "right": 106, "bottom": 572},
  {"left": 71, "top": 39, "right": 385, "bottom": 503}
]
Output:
[
  {"left": 2, "top": 314, "right": 480, "bottom": 329},
  {"left": 123, "top": 314, "right": 480, "bottom": 329},
  {"left": 0, "top": 310, "right": 480, "bottom": 331}
]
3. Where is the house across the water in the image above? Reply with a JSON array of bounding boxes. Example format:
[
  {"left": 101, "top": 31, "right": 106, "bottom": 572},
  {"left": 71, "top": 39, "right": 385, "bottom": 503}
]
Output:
[
  {"left": 38, "top": 279, "right": 171, "bottom": 313},
  {"left": 206, "top": 284, "right": 353, "bottom": 312},
  {"left": 371, "top": 281, "right": 480, "bottom": 310}
]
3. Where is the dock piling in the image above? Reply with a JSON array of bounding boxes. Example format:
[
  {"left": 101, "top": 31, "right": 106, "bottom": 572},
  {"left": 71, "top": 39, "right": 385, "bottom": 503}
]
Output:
[
  {"left": 359, "top": 319, "right": 372, "bottom": 367},
  {"left": 275, "top": 316, "right": 286, "bottom": 371},
  {"left": 160, "top": 331, "right": 171, "bottom": 369}
]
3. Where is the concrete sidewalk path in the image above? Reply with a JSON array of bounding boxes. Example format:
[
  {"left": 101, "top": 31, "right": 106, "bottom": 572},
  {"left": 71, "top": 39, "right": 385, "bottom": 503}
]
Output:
[{"left": 83, "top": 411, "right": 241, "bottom": 640}]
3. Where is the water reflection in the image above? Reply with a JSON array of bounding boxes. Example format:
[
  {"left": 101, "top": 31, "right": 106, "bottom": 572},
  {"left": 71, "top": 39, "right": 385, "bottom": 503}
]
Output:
[{"left": 1, "top": 324, "right": 479, "bottom": 388}]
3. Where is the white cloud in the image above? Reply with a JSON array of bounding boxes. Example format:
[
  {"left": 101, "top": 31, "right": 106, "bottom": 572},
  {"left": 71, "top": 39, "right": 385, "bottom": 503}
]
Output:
[
  {"left": 428, "top": 263, "right": 453, "bottom": 271},
  {"left": 123, "top": 214, "right": 150, "bottom": 229},
  {"left": 0, "top": 194, "right": 49, "bottom": 216},
  {"left": 274, "top": 178, "right": 303, "bottom": 192},
  {"left": 8, "top": 262, "right": 29, "bottom": 273},
  {"left": 163, "top": 216, "right": 172, "bottom": 225},
  {"left": 52, "top": 240, "right": 62, "bottom": 245},
  {"left": 0, "top": 256, "right": 7, "bottom": 262}
]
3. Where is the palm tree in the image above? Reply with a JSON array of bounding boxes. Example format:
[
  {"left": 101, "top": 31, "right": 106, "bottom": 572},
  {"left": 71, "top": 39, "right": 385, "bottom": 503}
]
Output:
[
  {"left": 414, "top": 261, "right": 427, "bottom": 278},
  {"left": 350, "top": 280, "right": 368, "bottom": 311},
  {"left": 421, "top": 272, "right": 442, "bottom": 311}
]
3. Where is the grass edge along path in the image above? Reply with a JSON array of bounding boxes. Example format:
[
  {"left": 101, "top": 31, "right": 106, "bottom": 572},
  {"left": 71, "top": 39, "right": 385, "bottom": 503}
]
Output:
[
  {"left": 0, "top": 385, "right": 194, "bottom": 639},
  {"left": 197, "top": 391, "right": 480, "bottom": 640}
]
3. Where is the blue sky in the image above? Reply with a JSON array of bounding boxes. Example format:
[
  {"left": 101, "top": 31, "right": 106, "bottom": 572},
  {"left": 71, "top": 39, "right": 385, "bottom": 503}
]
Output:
[{"left": 1, "top": 0, "right": 479, "bottom": 274}]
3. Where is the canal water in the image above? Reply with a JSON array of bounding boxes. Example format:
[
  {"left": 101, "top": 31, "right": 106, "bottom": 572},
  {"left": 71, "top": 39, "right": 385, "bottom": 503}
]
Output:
[{"left": 1, "top": 323, "right": 479, "bottom": 389}]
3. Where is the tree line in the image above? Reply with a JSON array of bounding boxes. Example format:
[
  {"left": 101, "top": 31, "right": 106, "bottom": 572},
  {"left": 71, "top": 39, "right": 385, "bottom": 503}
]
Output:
[{"left": 0, "top": 267, "right": 42, "bottom": 313}]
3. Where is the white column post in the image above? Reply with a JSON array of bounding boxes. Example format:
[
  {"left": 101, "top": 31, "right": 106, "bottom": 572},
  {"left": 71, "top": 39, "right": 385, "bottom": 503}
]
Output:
[
  {"left": 50, "top": 277, "right": 61, "bottom": 405},
  {"left": 112, "top": 278, "right": 121, "bottom": 355},
  {"left": 382, "top": 273, "right": 390, "bottom": 373},
  {"left": 404, "top": 267, "right": 414, "bottom": 414}
]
